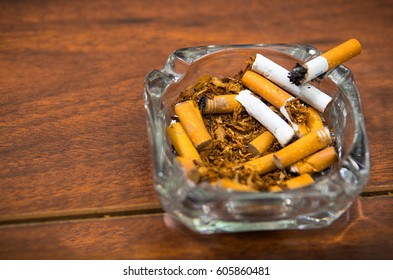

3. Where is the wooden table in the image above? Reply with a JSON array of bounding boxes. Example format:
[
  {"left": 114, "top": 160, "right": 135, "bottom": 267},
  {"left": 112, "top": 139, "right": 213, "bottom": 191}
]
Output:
[{"left": 1, "top": 0, "right": 392, "bottom": 259}]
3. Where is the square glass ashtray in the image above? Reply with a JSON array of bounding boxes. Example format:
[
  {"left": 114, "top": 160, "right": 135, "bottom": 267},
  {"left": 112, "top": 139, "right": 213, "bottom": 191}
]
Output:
[{"left": 143, "top": 44, "right": 370, "bottom": 233}]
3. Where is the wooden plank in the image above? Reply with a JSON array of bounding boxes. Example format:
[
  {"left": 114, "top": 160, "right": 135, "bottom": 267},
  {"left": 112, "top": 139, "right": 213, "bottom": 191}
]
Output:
[
  {"left": 0, "top": 196, "right": 391, "bottom": 260},
  {"left": 0, "top": 0, "right": 392, "bottom": 220}
]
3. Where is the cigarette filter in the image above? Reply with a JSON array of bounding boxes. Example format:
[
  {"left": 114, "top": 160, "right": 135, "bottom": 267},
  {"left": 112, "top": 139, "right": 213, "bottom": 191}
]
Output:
[
  {"left": 289, "top": 39, "right": 362, "bottom": 85},
  {"left": 270, "top": 186, "right": 283, "bottom": 192},
  {"left": 175, "top": 156, "right": 200, "bottom": 183},
  {"left": 290, "top": 146, "right": 338, "bottom": 174},
  {"left": 174, "top": 100, "right": 213, "bottom": 150},
  {"left": 270, "top": 174, "right": 314, "bottom": 191},
  {"left": 295, "top": 123, "right": 310, "bottom": 137},
  {"left": 273, "top": 127, "right": 332, "bottom": 169},
  {"left": 200, "top": 94, "right": 240, "bottom": 114},
  {"left": 167, "top": 122, "right": 201, "bottom": 160},
  {"left": 236, "top": 90, "right": 295, "bottom": 146},
  {"left": 306, "top": 107, "right": 324, "bottom": 131},
  {"left": 244, "top": 153, "right": 276, "bottom": 175},
  {"left": 252, "top": 53, "right": 332, "bottom": 112},
  {"left": 248, "top": 131, "right": 275, "bottom": 156},
  {"left": 215, "top": 179, "right": 257, "bottom": 192},
  {"left": 242, "top": 70, "right": 293, "bottom": 109},
  {"left": 285, "top": 174, "right": 314, "bottom": 190}
]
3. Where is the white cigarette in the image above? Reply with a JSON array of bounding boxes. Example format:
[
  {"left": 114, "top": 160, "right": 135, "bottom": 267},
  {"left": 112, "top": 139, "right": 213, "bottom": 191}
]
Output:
[
  {"left": 236, "top": 90, "right": 295, "bottom": 146},
  {"left": 288, "top": 39, "right": 362, "bottom": 85},
  {"left": 252, "top": 53, "right": 332, "bottom": 112}
]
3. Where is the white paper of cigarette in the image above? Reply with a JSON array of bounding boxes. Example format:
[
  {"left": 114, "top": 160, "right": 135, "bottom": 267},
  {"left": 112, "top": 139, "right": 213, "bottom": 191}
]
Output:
[
  {"left": 279, "top": 98, "right": 299, "bottom": 132},
  {"left": 236, "top": 90, "right": 295, "bottom": 146},
  {"left": 252, "top": 53, "right": 332, "bottom": 112}
]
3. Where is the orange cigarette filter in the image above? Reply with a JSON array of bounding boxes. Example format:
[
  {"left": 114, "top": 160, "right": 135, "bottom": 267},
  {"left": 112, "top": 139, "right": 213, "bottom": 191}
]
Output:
[
  {"left": 289, "top": 39, "right": 362, "bottom": 85},
  {"left": 285, "top": 174, "right": 314, "bottom": 190},
  {"left": 174, "top": 100, "right": 213, "bottom": 150},
  {"left": 248, "top": 131, "right": 275, "bottom": 156},
  {"left": 202, "top": 94, "right": 240, "bottom": 114},
  {"left": 242, "top": 70, "right": 293, "bottom": 109},
  {"left": 270, "top": 174, "right": 314, "bottom": 192},
  {"left": 296, "top": 122, "right": 310, "bottom": 137},
  {"left": 175, "top": 156, "right": 200, "bottom": 183},
  {"left": 270, "top": 186, "right": 284, "bottom": 192},
  {"left": 290, "top": 146, "right": 338, "bottom": 174},
  {"left": 273, "top": 128, "right": 332, "bottom": 169},
  {"left": 322, "top": 38, "right": 362, "bottom": 70},
  {"left": 167, "top": 122, "right": 201, "bottom": 160},
  {"left": 307, "top": 107, "right": 324, "bottom": 132},
  {"left": 215, "top": 179, "right": 257, "bottom": 192},
  {"left": 244, "top": 153, "right": 276, "bottom": 175}
]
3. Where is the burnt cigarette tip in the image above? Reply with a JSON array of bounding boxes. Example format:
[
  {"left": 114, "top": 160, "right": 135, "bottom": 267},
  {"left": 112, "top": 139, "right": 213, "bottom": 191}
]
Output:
[
  {"left": 198, "top": 96, "right": 207, "bottom": 112},
  {"left": 288, "top": 63, "right": 307, "bottom": 86}
]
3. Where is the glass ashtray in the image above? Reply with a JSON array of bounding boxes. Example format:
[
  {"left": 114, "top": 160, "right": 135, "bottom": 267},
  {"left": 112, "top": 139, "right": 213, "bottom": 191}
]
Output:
[{"left": 143, "top": 44, "right": 370, "bottom": 233}]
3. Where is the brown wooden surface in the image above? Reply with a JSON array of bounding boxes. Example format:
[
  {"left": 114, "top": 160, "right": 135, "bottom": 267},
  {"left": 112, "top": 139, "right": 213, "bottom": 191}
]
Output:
[
  {"left": 0, "top": 0, "right": 392, "bottom": 259},
  {"left": 0, "top": 196, "right": 392, "bottom": 260}
]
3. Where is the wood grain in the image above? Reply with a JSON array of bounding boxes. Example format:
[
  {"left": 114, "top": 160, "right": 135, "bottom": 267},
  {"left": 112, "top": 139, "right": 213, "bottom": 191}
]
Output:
[
  {"left": 0, "top": 0, "right": 392, "bottom": 259},
  {"left": 1, "top": 0, "right": 392, "bottom": 218},
  {"left": 0, "top": 196, "right": 392, "bottom": 260}
]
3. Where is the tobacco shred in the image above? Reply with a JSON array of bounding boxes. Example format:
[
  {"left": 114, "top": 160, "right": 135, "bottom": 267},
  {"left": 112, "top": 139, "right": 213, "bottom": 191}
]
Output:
[{"left": 285, "top": 98, "right": 309, "bottom": 124}]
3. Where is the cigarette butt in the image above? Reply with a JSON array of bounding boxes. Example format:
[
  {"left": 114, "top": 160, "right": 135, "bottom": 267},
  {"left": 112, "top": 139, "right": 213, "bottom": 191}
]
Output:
[
  {"left": 174, "top": 100, "right": 213, "bottom": 150},
  {"left": 242, "top": 70, "right": 293, "bottom": 109},
  {"left": 307, "top": 107, "right": 324, "bottom": 131},
  {"left": 289, "top": 39, "right": 362, "bottom": 85},
  {"left": 270, "top": 186, "right": 283, "bottom": 192},
  {"left": 244, "top": 153, "right": 277, "bottom": 175},
  {"left": 285, "top": 174, "right": 314, "bottom": 190},
  {"left": 270, "top": 174, "right": 314, "bottom": 191},
  {"left": 322, "top": 38, "right": 362, "bottom": 70},
  {"left": 215, "top": 179, "right": 257, "bottom": 192},
  {"left": 200, "top": 95, "right": 240, "bottom": 114},
  {"left": 236, "top": 90, "right": 295, "bottom": 146},
  {"left": 290, "top": 146, "right": 338, "bottom": 174},
  {"left": 167, "top": 122, "right": 201, "bottom": 160},
  {"left": 252, "top": 53, "right": 332, "bottom": 112},
  {"left": 248, "top": 131, "right": 275, "bottom": 156},
  {"left": 273, "top": 127, "right": 332, "bottom": 169},
  {"left": 175, "top": 156, "right": 200, "bottom": 183}
]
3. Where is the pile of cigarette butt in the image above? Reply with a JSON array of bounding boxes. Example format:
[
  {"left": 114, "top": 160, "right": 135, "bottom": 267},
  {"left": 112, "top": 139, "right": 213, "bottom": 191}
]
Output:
[{"left": 167, "top": 39, "right": 361, "bottom": 192}]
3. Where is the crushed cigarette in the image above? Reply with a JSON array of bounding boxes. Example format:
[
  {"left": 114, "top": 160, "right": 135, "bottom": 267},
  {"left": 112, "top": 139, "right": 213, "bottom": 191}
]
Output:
[
  {"left": 235, "top": 90, "right": 295, "bottom": 146},
  {"left": 284, "top": 173, "right": 314, "bottom": 190},
  {"left": 242, "top": 70, "right": 293, "bottom": 109},
  {"left": 273, "top": 127, "right": 332, "bottom": 169},
  {"left": 175, "top": 100, "right": 213, "bottom": 150},
  {"left": 290, "top": 146, "right": 338, "bottom": 174},
  {"left": 248, "top": 131, "right": 275, "bottom": 156},
  {"left": 167, "top": 122, "right": 201, "bottom": 160},
  {"left": 244, "top": 153, "right": 277, "bottom": 175},
  {"left": 200, "top": 94, "right": 240, "bottom": 114},
  {"left": 175, "top": 156, "right": 200, "bottom": 183},
  {"left": 215, "top": 179, "right": 258, "bottom": 192},
  {"left": 288, "top": 39, "right": 362, "bottom": 85}
]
